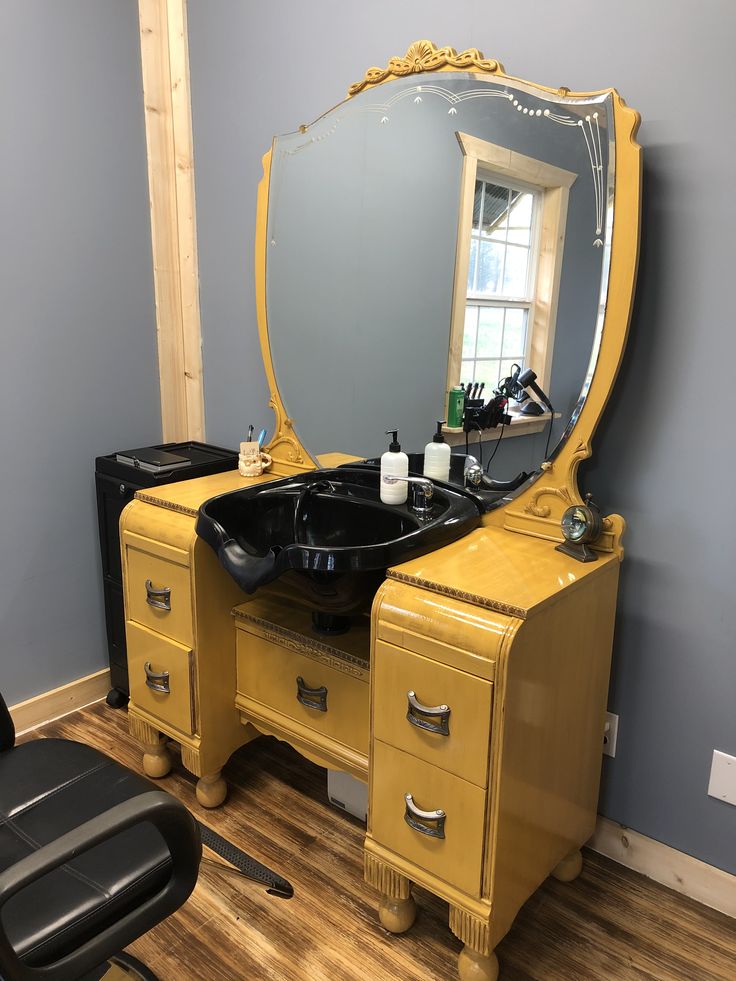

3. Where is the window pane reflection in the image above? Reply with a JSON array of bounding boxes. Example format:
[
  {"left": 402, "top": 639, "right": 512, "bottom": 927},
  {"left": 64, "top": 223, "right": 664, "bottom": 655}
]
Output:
[
  {"left": 502, "top": 309, "right": 526, "bottom": 357},
  {"left": 463, "top": 307, "right": 478, "bottom": 359},
  {"left": 477, "top": 308, "right": 503, "bottom": 358},
  {"left": 461, "top": 179, "right": 537, "bottom": 393}
]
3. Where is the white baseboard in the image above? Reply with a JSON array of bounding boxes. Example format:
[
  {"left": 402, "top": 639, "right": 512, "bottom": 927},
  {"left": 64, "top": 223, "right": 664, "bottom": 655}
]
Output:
[
  {"left": 9, "top": 668, "right": 110, "bottom": 735},
  {"left": 589, "top": 816, "right": 736, "bottom": 919}
]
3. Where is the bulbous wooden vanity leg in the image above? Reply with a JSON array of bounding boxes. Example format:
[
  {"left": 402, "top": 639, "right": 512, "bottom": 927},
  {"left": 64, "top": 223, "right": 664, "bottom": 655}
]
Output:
[
  {"left": 364, "top": 854, "right": 416, "bottom": 935},
  {"left": 551, "top": 847, "right": 583, "bottom": 882},
  {"left": 458, "top": 946, "right": 499, "bottom": 981},
  {"left": 142, "top": 736, "right": 172, "bottom": 779},
  {"left": 196, "top": 770, "right": 227, "bottom": 808},
  {"left": 378, "top": 893, "right": 417, "bottom": 934}
]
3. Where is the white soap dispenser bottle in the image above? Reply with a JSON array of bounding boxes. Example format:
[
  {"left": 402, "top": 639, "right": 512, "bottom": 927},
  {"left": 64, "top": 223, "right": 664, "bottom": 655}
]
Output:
[
  {"left": 380, "top": 429, "right": 409, "bottom": 504},
  {"left": 423, "top": 420, "right": 451, "bottom": 482}
]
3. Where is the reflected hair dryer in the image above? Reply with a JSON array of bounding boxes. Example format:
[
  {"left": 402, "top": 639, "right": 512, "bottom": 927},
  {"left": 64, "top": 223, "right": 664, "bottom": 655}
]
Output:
[{"left": 517, "top": 368, "right": 554, "bottom": 413}]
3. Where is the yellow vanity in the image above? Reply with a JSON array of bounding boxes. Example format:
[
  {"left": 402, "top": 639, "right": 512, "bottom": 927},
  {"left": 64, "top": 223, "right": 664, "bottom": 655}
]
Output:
[{"left": 120, "top": 42, "right": 640, "bottom": 981}]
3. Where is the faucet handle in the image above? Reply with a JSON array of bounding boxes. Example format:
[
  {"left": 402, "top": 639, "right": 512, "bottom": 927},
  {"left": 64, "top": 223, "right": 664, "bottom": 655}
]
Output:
[
  {"left": 382, "top": 475, "right": 434, "bottom": 517},
  {"left": 409, "top": 481, "right": 432, "bottom": 511},
  {"left": 464, "top": 462, "right": 484, "bottom": 488}
]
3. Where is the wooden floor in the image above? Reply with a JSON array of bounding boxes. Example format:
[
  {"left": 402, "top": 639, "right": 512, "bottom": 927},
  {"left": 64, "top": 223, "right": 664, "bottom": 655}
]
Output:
[{"left": 26, "top": 703, "right": 736, "bottom": 981}]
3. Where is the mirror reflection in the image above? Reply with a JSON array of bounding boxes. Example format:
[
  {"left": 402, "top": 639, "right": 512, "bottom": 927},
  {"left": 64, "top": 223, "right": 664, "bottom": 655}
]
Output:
[{"left": 265, "top": 71, "right": 614, "bottom": 473}]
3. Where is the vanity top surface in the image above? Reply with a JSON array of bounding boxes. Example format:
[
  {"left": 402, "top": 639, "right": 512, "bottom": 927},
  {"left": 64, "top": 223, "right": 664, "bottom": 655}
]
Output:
[
  {"left": 388, "top": 525, "right": 619, "bottom": 619},
  {"left": 134, "top": 453, "right": 359, "bottom": 516}
]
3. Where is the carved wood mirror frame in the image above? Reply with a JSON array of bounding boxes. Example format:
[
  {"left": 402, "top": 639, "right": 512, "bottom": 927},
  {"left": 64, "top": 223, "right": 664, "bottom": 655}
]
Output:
[{"left": 254, "top": 41, "right": 641, "bottom": 557}]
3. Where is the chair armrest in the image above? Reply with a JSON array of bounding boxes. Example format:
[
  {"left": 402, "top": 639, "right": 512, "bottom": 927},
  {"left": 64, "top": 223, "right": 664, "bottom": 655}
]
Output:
[{"left": 0, "top": 791, "right": 201, "bottom": 981}]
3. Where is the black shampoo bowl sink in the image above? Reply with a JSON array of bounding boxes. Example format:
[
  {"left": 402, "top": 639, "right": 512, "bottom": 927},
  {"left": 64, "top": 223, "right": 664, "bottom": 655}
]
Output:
[{"left": 196, "top": 467, "right": 482, "bottom": 615}]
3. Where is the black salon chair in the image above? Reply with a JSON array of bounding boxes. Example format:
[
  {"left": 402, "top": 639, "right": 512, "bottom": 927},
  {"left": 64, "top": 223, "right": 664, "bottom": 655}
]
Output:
[{"left": 0, "top": 691, "right": 201, "bottom": 981}]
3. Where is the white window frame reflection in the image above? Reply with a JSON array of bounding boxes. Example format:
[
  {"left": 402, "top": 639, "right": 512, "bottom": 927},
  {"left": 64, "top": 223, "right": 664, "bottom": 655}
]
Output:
[
  {"left": 463, "top": 176, "right": 542, "bottom": 393},
  {"left": 447, "top": 134, "right": 577, "bottom": 428}
]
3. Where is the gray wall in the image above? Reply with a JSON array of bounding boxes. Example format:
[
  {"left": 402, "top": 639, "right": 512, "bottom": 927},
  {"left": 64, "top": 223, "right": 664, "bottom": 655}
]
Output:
[
  {"left": 1, "top": 2, "right": 160, "bottom": 704},
  {"left": 188, "top": 2, "right": 736, "bottom": 873}
]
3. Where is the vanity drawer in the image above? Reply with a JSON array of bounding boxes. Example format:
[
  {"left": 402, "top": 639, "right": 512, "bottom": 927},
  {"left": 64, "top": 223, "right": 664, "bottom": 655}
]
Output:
[
  {"left": 126, "top": 621, "right": 195, "bottom": 736},
  {"left": 236, "top": 628, "right": 369, "bottom": 755},
  {"left": 125, "top": 540, "right": 193, "bottom": 647},
  {"left": 373, "top": 641, "right": 493, "bottom": 788},
  {"left": 370, "top": 740, "right": 486, "bottom": 897}
]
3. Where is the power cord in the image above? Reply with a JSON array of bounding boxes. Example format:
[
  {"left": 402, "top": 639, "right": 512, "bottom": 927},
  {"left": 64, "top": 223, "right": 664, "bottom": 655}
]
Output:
[
  {"left": 544, "top": 411, "right": 554, "bottom": 460},
  {"left": 495, "top": 363, "right": 528, "bottom": 404},
  {"left": 469, "top": 422, "right": 483, "bottom": 469},
  {"left": 486, "top": 415, "right": 507, "bottom": 473}
]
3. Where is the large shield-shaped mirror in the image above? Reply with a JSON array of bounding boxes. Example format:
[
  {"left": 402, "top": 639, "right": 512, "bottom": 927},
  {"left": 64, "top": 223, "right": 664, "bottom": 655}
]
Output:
[{"left": 256, "top": 42, "right": 640, "bottom": 535}]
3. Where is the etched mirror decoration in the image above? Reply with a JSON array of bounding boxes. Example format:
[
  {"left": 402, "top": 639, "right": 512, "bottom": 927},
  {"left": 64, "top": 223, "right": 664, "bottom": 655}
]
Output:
[{"left": 256, "top": 42, "right": 640, "bottom": 549}]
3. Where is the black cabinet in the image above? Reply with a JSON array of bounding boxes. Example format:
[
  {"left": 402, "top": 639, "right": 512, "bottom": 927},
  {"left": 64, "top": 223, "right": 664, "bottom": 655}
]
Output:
[{"left": 95, "top": 441, "right": 238, "bottom": 705}]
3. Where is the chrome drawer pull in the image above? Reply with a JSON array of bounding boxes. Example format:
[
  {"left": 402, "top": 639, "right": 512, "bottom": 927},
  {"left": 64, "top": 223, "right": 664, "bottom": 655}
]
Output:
[
  {"left": 406, "top": 690, "right": 451, "bottom": 736},
  {"left": 404, "top": 793, "right": 446, "bottom": 839},
  {"left": 144, "top": 661, "right": 170, "bottom": 694},
  {"left": 145, "top": 579, "right": 171, "bottom": 611},
  {"left": 296, "top": 676, "right": 328, "bottom": 712}
]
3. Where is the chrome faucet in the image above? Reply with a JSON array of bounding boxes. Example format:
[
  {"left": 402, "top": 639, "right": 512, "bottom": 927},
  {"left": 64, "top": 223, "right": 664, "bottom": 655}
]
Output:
[
  {"left": 463, "top": 456, "right": 484, "bottom": 488},
  {"left": 293, "top": 478, "right": 336, "bottom": 542},
  {"left": 382, "top": 475, "right": 434, "bottom": 518}
]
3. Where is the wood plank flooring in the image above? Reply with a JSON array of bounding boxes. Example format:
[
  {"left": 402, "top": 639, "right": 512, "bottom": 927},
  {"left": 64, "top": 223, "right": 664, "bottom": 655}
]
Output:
[{"left": 26, "top": 703, "right": 736, "bottom": 980}]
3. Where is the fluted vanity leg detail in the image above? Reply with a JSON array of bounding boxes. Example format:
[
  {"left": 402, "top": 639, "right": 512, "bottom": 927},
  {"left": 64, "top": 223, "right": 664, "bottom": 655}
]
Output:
[
  {"left": 458, "top": 947, "right": 499, "bottom": 981},
  {"left": 196, "top": 770, "right": 227, "bottom": 808},
  {"left": 449, "top": 905, "right": 496, "bottom": 980},
  {"left": 551, "top": 847, "right": 583, "bottom": 882},
  {"left": 364, "top": 853, "right": 416, "bottom": 933}
]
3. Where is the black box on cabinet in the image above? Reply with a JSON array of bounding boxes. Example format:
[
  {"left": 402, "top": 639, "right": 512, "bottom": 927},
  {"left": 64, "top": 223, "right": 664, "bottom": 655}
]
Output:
[{"left": 95, "top": 441, "right": 238, "bottom": 705}]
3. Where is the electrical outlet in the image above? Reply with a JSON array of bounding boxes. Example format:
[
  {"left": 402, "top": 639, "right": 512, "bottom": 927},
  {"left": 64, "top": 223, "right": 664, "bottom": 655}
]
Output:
[
  {"left": 708, "top": 750, "right": 736, "bottom": 806},
  {"left": 603, "top": 711, "right": 619, "bottom": 757}
]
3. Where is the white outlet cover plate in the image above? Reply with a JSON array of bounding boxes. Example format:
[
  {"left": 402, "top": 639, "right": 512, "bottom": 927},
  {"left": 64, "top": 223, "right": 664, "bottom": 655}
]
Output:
[
  {"left": 603, "top": 711, "right": 618, "bottom": 758},
  {"left": 708, "top": 750, "right": 736, "bottom": 806}
]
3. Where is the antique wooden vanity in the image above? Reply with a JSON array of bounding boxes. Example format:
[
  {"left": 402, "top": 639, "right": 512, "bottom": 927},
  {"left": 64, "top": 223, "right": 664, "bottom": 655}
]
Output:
[{"left": 120, "top": 42, "right": 640, "bottom": 981}]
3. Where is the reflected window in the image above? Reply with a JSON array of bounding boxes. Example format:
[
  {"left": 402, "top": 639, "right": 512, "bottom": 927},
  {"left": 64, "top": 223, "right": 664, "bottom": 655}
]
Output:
[
  {"left": 462, "top": 180, "right": 539, "bottom": 392},
  {"left": 447, "top": 134, "right": 576, "bottom": 427}
]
